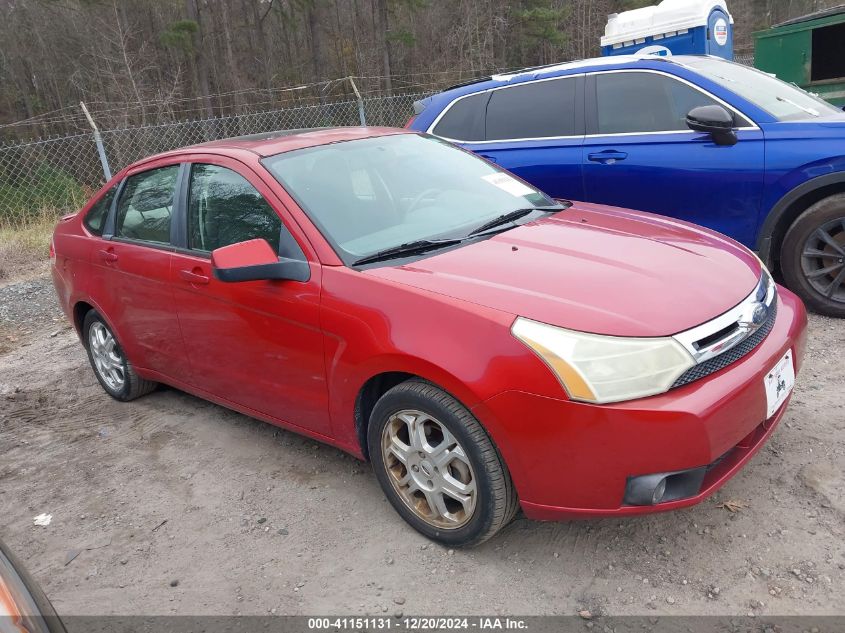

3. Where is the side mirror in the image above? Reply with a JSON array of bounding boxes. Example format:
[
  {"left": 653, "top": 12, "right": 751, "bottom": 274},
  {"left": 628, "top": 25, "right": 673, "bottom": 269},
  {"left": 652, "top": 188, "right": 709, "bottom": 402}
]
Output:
[
  {"left": 211, "top": 239, "right": 310, "bottom": 283},
  {"left": 686, "top": 105, "right": 737, "bottom": 146}
]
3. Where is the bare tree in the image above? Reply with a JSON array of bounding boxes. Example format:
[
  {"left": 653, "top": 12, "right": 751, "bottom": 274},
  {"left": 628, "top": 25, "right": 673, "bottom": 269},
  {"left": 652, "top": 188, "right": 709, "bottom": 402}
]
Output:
[{"left": 1, "top": 0, "right": 840, "bottom": 140}]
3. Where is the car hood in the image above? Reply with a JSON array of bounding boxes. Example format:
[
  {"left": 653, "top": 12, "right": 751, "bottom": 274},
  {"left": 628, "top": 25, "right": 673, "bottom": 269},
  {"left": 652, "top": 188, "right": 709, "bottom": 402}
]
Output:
[{"left": 365, "top": 202, "right": 762, "bottom": 337}]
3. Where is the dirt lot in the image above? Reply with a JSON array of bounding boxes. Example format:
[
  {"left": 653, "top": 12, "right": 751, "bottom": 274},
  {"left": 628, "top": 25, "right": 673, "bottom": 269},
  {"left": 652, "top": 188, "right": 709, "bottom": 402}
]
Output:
[{"left": 1, "top": 269, "right": 844, "bottom": 617}]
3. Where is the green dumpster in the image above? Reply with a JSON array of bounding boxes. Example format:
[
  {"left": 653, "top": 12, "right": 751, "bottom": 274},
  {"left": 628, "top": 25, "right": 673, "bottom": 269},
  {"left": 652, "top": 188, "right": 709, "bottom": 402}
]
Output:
[{"left": 754, "top": 5, "right": 845, "bottom": 106}]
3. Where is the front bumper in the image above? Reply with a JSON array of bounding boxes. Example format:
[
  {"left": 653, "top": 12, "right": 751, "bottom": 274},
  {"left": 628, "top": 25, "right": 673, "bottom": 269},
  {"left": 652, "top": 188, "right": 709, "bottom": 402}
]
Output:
[{"left": 473, "top": 287, "right": 808, "bottom": 520}]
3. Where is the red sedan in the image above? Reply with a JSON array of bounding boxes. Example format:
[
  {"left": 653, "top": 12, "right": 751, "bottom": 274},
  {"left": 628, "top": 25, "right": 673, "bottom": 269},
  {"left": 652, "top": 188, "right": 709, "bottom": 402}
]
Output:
[{"left": 51, "top": 128, "right": 807, "bottom": 546}]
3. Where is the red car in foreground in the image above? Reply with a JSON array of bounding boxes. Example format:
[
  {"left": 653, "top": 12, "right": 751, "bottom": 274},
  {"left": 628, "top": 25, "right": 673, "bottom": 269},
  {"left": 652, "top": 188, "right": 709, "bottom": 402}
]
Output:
[{"left": 51, "top": 128, "right": 807, "bottom": 546}]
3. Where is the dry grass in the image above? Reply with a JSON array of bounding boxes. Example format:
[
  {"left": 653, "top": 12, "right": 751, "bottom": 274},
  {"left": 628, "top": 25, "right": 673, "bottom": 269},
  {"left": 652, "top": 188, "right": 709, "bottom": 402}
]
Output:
[{"left": 0, "top": 208, "right": 61, "bottom": 283}]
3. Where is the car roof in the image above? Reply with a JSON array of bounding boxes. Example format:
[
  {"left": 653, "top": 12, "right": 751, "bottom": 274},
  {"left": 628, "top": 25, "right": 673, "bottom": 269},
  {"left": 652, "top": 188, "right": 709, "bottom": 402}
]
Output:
[
  {"left": 134, "top": 126, "right": 411, "bottom": 167},
  {"left": 418, "top": 54, "right": 715, "bottom": 110},
  {"left": 488, "top": 54, "right": 681, "bottom": 81}
]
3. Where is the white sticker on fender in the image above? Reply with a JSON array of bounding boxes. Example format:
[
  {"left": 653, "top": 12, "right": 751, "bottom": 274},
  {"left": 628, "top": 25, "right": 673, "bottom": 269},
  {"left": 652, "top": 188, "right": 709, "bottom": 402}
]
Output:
[{"left": 764, "top": 349, "right": 795, "bottom": 419}]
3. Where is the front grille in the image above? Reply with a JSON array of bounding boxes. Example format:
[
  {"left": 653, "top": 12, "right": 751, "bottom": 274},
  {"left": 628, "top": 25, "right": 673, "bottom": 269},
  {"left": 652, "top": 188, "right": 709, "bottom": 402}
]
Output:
[{"left": 671, "top": 301, "right": 778, "bottom": 389}]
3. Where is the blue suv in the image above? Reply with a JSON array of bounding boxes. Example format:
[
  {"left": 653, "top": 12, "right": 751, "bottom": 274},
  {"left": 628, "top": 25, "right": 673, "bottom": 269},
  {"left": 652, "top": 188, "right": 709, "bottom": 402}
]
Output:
[{"left": 408, "top": 55, "right": 845, "bottom": 316}]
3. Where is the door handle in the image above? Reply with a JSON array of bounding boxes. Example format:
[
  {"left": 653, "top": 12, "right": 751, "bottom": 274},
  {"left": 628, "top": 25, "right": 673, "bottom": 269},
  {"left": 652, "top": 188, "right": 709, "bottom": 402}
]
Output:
[
  {"left": 588, "top": 150, "right": 628, "bottom": 164},
  {"left": 179, "top": 269, "right": 210, "bottom": 285},
  {"left": 98, "top": 249, "right": 118, "bottom": 263}
]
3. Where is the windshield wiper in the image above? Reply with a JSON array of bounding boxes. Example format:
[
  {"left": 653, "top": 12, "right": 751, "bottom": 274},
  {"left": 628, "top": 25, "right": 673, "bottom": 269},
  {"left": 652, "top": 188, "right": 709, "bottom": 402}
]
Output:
[
  {"left": 467, "top": 205, "right": 566, "bottom": 237},
  {"left": 353, "top": 238, "right": 463, "bottom": 266},
  {"left": 352, "top": 204, "right": 568, "bottom": 266},
  {"left": 776, "top": 95, "right": 820, "bottom": 117}
]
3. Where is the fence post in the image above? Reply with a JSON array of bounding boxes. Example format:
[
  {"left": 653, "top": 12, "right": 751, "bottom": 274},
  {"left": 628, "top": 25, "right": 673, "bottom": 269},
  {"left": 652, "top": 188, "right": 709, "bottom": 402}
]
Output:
[
  {"left": 348, "top": 76, "right": 367, "bottom": 126},
  {"left": 79, "top": 101, "right": 112, "bottom": 181}
]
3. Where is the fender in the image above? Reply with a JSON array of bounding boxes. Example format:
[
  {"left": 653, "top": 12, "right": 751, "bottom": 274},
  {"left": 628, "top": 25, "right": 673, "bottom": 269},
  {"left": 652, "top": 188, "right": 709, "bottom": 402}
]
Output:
[
  {"left": 757, "top": 172, "right": 845, "bottom": 266},
  {"left": 70, "top": 295, "right": 119, "bottom": 341},
  {"left": 333, "top": 353, "right": 487, "bottom": 455}
]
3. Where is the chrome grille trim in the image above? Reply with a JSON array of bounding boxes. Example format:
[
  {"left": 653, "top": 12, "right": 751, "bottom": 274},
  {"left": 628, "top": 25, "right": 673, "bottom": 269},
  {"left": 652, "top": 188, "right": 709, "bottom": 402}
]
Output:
[
  {"left": 672, "top": 271, "right": 777, "bottom": 365},
  {"left": 671, "top": 301, "right": 777, "bottom": 389}
]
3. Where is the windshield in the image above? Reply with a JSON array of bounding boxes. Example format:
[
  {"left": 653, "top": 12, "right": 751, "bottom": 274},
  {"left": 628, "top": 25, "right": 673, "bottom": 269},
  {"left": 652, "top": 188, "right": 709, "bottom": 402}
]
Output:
[
  {"left": 263, "top": 134, "right": 558, "bottom": 264},
  {"left": 683, "top": 57, "right": 842, "bottom": 121}
]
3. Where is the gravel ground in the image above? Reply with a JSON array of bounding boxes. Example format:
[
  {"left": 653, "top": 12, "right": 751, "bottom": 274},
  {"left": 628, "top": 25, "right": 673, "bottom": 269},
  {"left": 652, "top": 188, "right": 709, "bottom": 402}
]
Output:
[{"left": 1, "top": 273, "right": 844, "bottom": 617}]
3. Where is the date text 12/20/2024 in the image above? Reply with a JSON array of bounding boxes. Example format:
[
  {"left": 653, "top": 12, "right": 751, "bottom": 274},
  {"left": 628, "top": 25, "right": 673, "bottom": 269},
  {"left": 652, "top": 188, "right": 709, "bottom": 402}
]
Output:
[{"left": 308, "top": 617, "right": 528, "bottom": 630}]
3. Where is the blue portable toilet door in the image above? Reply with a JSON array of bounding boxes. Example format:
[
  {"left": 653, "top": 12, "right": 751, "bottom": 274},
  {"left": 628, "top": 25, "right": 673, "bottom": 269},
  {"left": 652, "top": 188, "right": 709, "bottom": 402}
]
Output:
[{"left": 707, "top": 8, "right": 733, "bottom": 59}]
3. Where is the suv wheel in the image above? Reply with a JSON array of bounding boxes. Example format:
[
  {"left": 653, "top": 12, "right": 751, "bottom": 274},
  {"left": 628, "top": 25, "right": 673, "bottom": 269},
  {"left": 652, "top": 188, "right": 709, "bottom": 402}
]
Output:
[
  {"left": 368, "top": 379, "right": 518, "bottom": 547},
  {"left": 83, "top": 310, "right": 157, "bottom": 401},
  {"left": 781, "top": 194, "right": 845, "bottom": 317}
]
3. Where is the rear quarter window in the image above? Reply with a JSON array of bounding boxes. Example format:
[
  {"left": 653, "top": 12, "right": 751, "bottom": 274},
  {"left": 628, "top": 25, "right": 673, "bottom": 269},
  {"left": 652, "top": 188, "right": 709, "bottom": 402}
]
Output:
[
  {"left": 83, "top": 185, "right": 118, "bottom": 236},
  {"left": 432, "top": 92, "right": 489, "bottom": 141}
]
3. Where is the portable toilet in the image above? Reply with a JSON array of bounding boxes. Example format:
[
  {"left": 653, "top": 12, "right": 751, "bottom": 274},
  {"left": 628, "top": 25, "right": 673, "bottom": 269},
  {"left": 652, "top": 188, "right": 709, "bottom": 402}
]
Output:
[{"left": 601, "top": 0, "right": 734, "bottom": 60}]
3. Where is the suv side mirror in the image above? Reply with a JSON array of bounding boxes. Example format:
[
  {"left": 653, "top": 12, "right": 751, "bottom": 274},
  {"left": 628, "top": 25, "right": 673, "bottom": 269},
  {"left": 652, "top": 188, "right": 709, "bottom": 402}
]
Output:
[
  {"left": 211, "top": 239, "right": 310, "bottom": 283},
  {"left": 686, "top": 105, "right": 738, "bottom": 146}
]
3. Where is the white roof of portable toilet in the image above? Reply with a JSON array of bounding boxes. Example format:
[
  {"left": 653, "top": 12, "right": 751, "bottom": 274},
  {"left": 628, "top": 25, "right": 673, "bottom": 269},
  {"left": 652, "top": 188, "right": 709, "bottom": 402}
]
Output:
[{"left": 601, "top": 0, "right": 732, "bottom": 47}]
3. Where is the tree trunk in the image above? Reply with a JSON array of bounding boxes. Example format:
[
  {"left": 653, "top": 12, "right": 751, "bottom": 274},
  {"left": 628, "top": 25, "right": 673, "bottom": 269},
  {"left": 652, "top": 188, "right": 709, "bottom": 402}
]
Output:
[
  {"left": 185, "top": 0, "right": 214, "bottom": 118},
  {"left": 376, "top": 0, "right": 392, "bottom": 94}
]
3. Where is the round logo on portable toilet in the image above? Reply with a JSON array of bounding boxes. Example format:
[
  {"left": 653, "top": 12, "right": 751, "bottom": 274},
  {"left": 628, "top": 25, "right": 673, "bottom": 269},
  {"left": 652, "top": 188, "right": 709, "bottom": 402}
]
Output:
[{"left": 713, "top": 18, "right": 728, "bottom": 45}]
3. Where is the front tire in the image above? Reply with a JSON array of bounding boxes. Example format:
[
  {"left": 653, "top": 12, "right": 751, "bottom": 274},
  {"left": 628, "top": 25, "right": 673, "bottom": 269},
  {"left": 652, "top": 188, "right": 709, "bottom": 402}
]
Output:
[
  {"left": 781, "top": 194, "right": 845, "bottom": 318},
  {"left": 83, "top": 310, "right": 156, "bottom": 401},
  {"left": 368, "top": 379, "right": 518, "bottom": 547}
]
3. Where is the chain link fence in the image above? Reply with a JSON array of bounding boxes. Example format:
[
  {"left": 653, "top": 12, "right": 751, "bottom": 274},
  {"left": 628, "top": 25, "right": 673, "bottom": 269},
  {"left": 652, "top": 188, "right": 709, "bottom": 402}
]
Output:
[
  {"left": 0, "top": 59, "right": 772, "bottom": 227},
  {"left": 734, "top": 52, "right": 756, "bottom": 67},
  {"left": 0, "top": 92, "right": 428, "bottom": 227}
]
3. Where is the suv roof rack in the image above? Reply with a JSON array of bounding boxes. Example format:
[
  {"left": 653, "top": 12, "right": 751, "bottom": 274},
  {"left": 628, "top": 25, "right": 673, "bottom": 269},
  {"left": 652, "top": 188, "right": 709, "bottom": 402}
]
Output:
[
  {"left": 443, "top": 76, "right": 492, "bottom": 91},
  {"left": 442, "top": 61, "right": 577, "bottom": 91}
]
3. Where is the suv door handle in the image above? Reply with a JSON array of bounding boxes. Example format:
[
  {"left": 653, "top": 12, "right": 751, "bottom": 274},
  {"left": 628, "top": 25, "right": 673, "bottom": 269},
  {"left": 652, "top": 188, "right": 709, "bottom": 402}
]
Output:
[
  {"left": 98, "top": 249, "right": 118, "bottom": 263},
  {"left": 179, "top": 269, "right": 210, "bottom": 285},
  {"left": 588, "top": 150, "right": 628, "bottom": 164}
]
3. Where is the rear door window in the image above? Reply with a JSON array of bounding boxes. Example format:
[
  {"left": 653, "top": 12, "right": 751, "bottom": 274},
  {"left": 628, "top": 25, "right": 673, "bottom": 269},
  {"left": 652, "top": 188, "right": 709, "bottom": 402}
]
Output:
[
  {"left": 114, "top": 165, "right": 179, "bottom": 245},
  {"left": 485, "top": 77, "right": 578, "bottom": 140},
  {"left": 83, "top": 184, "right": 118, "bottom": 236}
]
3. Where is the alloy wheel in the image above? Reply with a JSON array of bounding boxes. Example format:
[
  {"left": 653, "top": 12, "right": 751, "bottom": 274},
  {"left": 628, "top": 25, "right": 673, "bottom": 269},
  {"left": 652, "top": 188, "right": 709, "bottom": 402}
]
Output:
[
  {"left": 801, "top": 217, "right": 845, "bottom": 303},
  {"left": 89, "top": 322, "right": 125, "bottom": 391},
  {"left": 380, "top": 409, "right": 477, "bottom": 529}
]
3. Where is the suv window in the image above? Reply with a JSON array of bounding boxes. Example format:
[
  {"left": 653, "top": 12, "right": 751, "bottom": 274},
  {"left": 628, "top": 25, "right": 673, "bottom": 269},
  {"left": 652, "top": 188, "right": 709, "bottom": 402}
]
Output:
[
  {"left": 187, "top": 164, "right": 282, "bottom": 254},
  {"left": 84, "top": 184, "right": 118, "bottom": 236},
  {"left": 683, "top": 57, "right": 840, "bottom": 121},
  {"left": 595, "top": 72, "right": 722, "bottom": 134},
  {"left": 486, "top": 77, "right": 578, "bottom": 140},
  {"left": 114, "top": 165, "right": 179, "bottom": 244},
  {"left": 432, "top": 92, "right": 488, "bottom": 142}
]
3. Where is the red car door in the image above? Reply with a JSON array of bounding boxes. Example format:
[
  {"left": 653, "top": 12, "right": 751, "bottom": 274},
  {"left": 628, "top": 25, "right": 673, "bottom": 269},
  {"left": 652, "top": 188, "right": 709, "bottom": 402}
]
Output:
[
  {"left": 168, "top": 157, "right": 330, "bottom": 435},
  {"left": 88, "top": 162, "right": 190, "bottom": 378}
]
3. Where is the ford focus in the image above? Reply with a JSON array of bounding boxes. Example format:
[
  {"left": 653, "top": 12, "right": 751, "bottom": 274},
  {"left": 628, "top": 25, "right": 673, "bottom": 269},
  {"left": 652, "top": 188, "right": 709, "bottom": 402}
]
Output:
[{"left": 51, "top": 128, "right": 807, "bottom": 546}]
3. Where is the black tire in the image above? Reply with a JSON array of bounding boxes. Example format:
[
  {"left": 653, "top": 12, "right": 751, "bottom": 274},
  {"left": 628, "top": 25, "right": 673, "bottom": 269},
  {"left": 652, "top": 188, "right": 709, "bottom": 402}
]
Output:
[
  {"left": 82, "top": 310, "right": 156, "bottom": 401},
  {"left": 368, "top": 379, "right": 518, "bottom": 547},
  {"left": 781, "top": 194, "right": 845, "bottom": 317}
]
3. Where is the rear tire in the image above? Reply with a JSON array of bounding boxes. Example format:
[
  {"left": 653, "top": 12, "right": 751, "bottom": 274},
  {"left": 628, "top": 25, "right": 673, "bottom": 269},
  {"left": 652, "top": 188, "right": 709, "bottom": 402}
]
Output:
[
  {"left": 82, "top": 310, "right": 157, "bottom": 401},
  {"left": 368, "top": 379, "right": 518, "bottom": 547},
  {"left": 781, "top": 194, "right": 845, "bottom": 318}
]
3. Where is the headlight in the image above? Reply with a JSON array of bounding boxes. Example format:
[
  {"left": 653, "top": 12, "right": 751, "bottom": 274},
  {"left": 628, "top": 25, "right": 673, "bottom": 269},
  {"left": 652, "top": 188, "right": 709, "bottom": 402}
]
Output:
[{"left": 512, "top": 317, "right": 695, "bottom": 404}]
